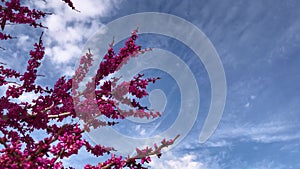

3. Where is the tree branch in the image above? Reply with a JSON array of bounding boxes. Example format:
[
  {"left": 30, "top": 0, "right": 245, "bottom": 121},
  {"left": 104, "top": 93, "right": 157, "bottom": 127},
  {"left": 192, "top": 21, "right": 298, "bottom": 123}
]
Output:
[{"left": 101, "top": 134, "right": 180, "bottom": 169}]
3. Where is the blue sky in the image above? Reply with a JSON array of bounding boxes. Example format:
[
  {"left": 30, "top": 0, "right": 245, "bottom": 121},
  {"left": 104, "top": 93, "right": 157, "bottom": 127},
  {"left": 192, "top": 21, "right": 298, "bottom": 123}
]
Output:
[{"left": 1, "top": 0, "right": 300, "bottom": 168}]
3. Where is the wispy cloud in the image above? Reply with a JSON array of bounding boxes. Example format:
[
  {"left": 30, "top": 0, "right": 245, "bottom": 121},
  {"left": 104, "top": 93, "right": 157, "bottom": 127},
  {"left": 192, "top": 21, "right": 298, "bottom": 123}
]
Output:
[
  {"left": 204, "top": 140, "right": 232, "bottom": 148},
  {"left": 209, "top": 121, "right": 300, "bottom": 144},
  {"left": 250, "top": 160, "right": 286, "bottom": 169}
]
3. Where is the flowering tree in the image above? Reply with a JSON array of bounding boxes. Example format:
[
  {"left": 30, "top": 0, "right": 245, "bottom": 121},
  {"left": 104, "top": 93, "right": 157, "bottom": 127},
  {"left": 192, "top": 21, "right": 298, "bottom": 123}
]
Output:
[{"left": 0, "top": 0, "right": 179, "bottom": 168}]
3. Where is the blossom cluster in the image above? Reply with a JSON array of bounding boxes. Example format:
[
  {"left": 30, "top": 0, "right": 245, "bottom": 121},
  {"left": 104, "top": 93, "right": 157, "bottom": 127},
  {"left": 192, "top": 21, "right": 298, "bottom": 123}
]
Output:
[
  {"left": 0, "top": 0, "right": 179, "bottom": 168},
  {"left": 0, "top": 0, "right": 78, "bottom": 40},
  {"left": 0, "top": 0, "right": 47, "bottom": 35},
  {"left": 73, "top": 30, "right": 162, "bottom": 131},
  {"left": 0, "top": 32, "right": 11, "bottom": 40}
]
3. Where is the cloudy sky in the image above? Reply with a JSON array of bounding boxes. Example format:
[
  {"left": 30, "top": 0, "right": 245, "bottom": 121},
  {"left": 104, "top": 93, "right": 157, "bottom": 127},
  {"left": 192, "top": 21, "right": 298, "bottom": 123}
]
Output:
[{"left": 1, "top": 0, "right": 300, "bottom": 168}]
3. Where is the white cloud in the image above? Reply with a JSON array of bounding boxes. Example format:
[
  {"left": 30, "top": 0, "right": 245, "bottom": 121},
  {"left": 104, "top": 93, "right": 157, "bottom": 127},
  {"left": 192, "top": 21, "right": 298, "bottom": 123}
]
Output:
[
  {"left": 18, "top": 92, "right": 39, "bottom": 104},
  {"left": 149, "top": 150, "right": 226, "bottom": 169},
  {"left": 149, "top": 152, "right": 205, "bottom": 169},
  {"left": 17, "top": 35, "right": 30, "bottom": 47},
  {"left": 69, "top": 0, "right": 114, "bottom": 18},
  {"left": 45, "top": 43, "right": 82, "bottom": 63},
  {"left": 30, "top": 0, "right": 123, "bottom": 75}
]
